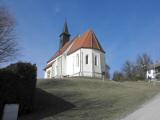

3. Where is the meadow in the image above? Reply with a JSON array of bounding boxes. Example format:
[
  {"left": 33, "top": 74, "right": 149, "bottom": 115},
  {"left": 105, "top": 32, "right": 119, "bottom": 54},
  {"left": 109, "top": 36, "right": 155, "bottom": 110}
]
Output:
[{"left": 20, "top": 78, "right": 160, "bottom": 120}]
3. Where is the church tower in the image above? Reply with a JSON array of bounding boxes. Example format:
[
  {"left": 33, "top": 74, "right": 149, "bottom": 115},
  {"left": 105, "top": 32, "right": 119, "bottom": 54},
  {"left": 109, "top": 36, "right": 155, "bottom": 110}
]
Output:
[{"left": 59, "top": 21, "right": 70, "bottom": 49}]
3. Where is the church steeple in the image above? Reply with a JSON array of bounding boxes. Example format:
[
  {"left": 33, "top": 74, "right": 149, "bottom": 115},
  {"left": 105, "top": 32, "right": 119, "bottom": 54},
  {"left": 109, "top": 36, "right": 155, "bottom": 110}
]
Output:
[
  {"left": 63, "top": 21, "right": 69, "bottom": 34},
  {"left": 59, "top": 21, "right": 70, "bottom": 49}
]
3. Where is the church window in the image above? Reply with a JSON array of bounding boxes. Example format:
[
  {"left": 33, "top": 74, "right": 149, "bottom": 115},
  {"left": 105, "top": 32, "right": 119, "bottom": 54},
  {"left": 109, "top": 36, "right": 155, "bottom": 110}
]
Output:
[
  {"left": 76, "top": 54, "right": 79, "bottom": 67},
  {"left": 47, "top": 70, "right": 50, "bottom": 78},
  {"left": 95, "top": 56, "right": 98, "bottom": 66},
  {"left": 86, "top": 55, "right": 88, "bottom": 64}
]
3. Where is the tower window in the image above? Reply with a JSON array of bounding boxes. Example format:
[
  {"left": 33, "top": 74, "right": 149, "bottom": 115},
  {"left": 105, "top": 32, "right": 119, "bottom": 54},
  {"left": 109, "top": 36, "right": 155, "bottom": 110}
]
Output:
[{"left": 86, "top": 55, "right": 88, "bottom": 64}]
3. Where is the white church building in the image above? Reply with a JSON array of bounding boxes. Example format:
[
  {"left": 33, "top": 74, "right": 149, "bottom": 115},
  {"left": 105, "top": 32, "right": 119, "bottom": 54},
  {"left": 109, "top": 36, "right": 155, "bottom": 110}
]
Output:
[{"left": 44, "top": 22, "right": 106, "bottom": 78}]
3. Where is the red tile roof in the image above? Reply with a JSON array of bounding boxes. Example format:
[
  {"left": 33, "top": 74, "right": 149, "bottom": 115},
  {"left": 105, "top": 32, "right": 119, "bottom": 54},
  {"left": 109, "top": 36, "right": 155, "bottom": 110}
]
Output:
[
  {"left": 47, "top": 39, "right": 74, "bottom": 63},
  {"left": 44, "top": 37, "right": 76, "bottom": 70},
  {"left": 44, "top": 61, "right": 54, "bottom": 70},
  {"left": 68, "top": 29, "right": 105, "bottom": 55},
  {"left": 45, "top": 29, "right": 105, "bottom": 70}
]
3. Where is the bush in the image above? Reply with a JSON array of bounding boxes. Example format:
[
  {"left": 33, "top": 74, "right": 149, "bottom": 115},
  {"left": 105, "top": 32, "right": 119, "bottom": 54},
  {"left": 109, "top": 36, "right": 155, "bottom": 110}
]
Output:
[
  {"left": 0, "top": 62, "right": 37, "bottom": 117},
  {"left": 112, "top": 71, "right": 124, "bottom": 81},
  {"left": 156, "top": 74, "right": 160, "bottom": 80}
]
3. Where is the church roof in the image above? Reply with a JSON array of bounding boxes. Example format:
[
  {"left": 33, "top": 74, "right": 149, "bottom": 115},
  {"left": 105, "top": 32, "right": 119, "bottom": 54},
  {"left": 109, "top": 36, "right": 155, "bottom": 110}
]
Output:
[
  {"left": 47, "top": 38, "right": 74, "bottom": 63},
  {"left": 67, "top": 29, "right": 105, "bottom": 55},
  {"left": 44, "top": 40, "right": 73, "bottom": 70},
  {"left": 45, "top": 29, "right": 105, "bottom": 68},
  {"left": 148, "top": 62, "right": 160, "bottom": 69}
]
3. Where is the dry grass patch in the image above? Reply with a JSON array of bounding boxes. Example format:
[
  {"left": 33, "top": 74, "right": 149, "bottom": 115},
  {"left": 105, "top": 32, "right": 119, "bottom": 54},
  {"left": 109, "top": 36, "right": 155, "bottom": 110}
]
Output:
[{"left": 20, "top": 79, "right": 160, "bottom": 120}]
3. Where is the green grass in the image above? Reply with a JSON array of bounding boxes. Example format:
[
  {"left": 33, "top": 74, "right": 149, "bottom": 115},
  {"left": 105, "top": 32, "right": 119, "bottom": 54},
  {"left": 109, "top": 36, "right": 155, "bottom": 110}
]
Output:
[{"left": 20, "top": 78, "right": 160, "bottom": 120}]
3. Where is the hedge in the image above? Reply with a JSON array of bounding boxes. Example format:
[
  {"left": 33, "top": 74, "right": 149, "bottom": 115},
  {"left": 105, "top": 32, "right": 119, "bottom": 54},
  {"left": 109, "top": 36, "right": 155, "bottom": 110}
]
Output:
[{"left": 0, "top": 62, "right": 37, "bottom": 118}]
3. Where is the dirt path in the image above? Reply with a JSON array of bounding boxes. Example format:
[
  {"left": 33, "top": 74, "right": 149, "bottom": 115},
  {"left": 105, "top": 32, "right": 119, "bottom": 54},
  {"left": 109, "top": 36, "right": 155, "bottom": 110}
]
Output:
[{"left": 121, "top": 94, "right": 160, "bottom": 120}]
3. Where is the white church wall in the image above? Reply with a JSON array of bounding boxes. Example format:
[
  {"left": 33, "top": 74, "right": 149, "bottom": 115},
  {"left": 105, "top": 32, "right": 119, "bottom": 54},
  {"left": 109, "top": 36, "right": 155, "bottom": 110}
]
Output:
[
  {"left": 92, "top": 49, "right": 102, "bottom": 77},
  {"left": 66, "top": 50, "right": 80, "bottom": 76},
  {"left": 56, "top": 56, "right": 63, "bottom": 77},
  {"left": 80, "top": 48, "right": 93, "bottom": 77},
  {"left": 51, "top": 61, "right": 56, "bottom": 77},
  {"left": 66, "top": 48, "right": 106, "bottom": 78},
  {"left": 44, "top": 67, "right": 52, "bottom": 78},
  {"left": 61, "top": 54, "right": 67, "bottom": 76},
  {"left": 45, "top": 48, "right": 106, "bottom": 79},
  {"left": 46, "top": 55, "right": 65, "bottom": 78},
  {"left": 81, "top": 48, "right": 105, "bottom": 78},
  {"left": 45, "top": 54, "right": 68, "bottom": 78}
]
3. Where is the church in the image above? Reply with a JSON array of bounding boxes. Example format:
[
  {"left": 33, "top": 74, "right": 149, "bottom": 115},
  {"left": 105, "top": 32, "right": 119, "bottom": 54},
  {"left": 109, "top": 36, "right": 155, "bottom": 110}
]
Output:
[{"left": 44, "top": 22, "right": 106, "bottom": 78}]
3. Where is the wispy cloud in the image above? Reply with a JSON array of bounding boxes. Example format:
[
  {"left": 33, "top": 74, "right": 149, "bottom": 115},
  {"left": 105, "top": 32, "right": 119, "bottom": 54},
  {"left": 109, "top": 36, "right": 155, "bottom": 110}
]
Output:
[{"left": 55, "top": 4, "right": 61, "bottom": 14}]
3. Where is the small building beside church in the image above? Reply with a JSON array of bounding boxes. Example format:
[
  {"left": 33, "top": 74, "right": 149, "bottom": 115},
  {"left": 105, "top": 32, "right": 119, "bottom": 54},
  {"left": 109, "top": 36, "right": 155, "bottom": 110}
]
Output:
[
  {"left": 146, "top": 62, "right": 160, "bottom": 80},
  {"left": 44, "top": 22, "right": 106, "bottom": 78}
]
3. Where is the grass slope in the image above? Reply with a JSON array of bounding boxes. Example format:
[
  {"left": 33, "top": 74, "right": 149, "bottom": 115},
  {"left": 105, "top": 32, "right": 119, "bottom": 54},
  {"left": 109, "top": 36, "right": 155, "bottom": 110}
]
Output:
[{"left": 21, "top": 79, "right": 160, "bottom": 120}]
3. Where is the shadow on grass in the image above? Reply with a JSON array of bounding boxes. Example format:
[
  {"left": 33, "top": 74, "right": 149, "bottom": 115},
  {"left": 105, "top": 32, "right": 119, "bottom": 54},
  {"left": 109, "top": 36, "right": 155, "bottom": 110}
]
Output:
[{"left": 20, "top": 88, "right": 75, "bottom": 120}]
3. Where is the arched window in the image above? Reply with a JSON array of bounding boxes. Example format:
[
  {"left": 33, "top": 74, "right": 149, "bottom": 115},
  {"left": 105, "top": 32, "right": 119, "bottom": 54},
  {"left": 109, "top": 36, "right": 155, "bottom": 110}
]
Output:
[
  {"left": 95, "top": 56, "right": 97, "bottom": 66},
  {"left": 86, "top": 55, "right": 88, "bottom": 64},
  {"left": 76, "top": 54, "right": 79, "bottom": 67},
  {"left": 47, "top": 70, "right": 50, "bottom": 78}
]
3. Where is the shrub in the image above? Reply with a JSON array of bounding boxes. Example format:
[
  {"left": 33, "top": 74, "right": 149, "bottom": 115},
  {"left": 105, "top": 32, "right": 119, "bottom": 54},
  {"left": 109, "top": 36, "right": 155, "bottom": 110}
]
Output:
[
  {"left": 156, "top": 74, "right": 160, "bottom": 80},
  {"left": 0, "top": 62, "right": 37, "bottom": 117},
  {"left": 112, "top": 71, "right": 124, "bottom": 81}
]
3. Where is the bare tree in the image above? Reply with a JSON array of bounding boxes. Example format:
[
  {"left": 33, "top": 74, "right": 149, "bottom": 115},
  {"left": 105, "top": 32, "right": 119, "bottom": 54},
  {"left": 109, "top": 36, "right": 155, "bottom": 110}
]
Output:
[
  {"left": 122, "top": 60, "right": 135, "bottom": 80},
  {"left": 121, "top": 53, "right": 153, "bottom": 81},
  {"left": 0, "top": 7, "right": 18, "bottom": 64},
  {"left": 105, "top": 64, "right": 110, "bottom": 79},
  {"left": 135, "top": 53, "right": 153, "bottom": 79}
]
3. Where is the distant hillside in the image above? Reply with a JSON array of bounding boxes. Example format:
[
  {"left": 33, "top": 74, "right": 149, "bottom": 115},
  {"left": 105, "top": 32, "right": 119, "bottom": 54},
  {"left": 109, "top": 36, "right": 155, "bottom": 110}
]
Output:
[{"left": 20, "top": 78, "right": 160, "bottom": 120}]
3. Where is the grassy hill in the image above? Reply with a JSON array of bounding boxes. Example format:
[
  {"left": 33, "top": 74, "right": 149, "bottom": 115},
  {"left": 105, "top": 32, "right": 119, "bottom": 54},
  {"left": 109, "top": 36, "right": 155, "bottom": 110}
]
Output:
[{"left": 20, "top": 78, "right": 160, "bottom": 120}]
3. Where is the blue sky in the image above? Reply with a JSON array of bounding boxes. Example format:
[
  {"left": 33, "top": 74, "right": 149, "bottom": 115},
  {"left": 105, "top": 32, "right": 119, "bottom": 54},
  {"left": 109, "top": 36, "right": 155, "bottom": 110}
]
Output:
[{"left": 1, "top": 0, "right": 160, "bottom": 78}]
